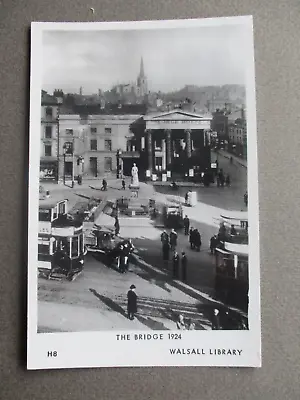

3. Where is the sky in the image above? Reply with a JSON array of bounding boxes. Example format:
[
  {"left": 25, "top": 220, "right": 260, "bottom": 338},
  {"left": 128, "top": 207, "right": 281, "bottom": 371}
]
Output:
[{"left": 42, "top": 24, "right": 249, "bottom": 95}]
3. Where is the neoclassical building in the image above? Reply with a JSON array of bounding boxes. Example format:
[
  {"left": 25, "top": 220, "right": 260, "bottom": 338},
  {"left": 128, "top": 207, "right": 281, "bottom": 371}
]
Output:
[{"left": 128, "top": 109, "right": 213, "bottom": 180}]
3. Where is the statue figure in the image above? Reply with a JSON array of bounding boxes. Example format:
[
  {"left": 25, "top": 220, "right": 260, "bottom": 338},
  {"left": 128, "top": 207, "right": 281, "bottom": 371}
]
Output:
[{"left": 131, "top": 163, "right": 139, "bottom": 187}]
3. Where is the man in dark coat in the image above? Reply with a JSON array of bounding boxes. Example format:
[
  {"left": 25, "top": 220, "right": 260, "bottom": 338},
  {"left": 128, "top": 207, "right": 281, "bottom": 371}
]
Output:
[
  {"left": 181, "top": 252, "right": 187, "bottom": 282},
  {"left": 189, "top": 227, "right": 195, "bottom": 249},
  {"left": 172, "top": 251, "right": 180, "bottom": 279},
  {"left": 210, "top": 235, "right": 218, "bottom": 254},
  {"left": 160, "top": 230, "right": 169, "bottom": 245},
  {"left": 121, "top": 179, "right": 126, "bottom": 190},
  {"left": 170, "top": 229, "right": 178, "bottom": 251},
  {"left": 194, "top": 229, "right": 202, "bottom": 252},
  {"left": 101, "top": 179, "right": 107, "bottom": 191},
  {"left": 127, "top": 284, "right": 137, "bottom": 320},
  {"left": 114, "top": 216, "right": 120, "bottom": 236},
  {"left": 183, "top": 215, "right": 190, "bottom": 236}
]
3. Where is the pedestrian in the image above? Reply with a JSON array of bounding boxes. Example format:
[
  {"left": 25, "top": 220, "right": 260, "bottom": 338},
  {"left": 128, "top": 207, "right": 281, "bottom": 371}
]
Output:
[
  {"left": 183, "top": 215, "right": 190, "bottom": 236},
  {"left": 230, "top": 224, "right": 237, "bottom": 236},
  {"left": 101, "top": 178, "right": 107, "bottom": 191},
  {"left": 170, "top": 229, "right": 178, "bottom": 251},
  {"left": 121, "top": 179, "right": 126, "bottom": 190},
  {"left": 212, "top": 309, "right": 221, "bottom": 330},
  {"left": 117, "top": 244, "right": 124, "bottom": 272},
  {"left": 114, "top": 216, "right": 120, "bottom": 236},
  {"left": 244, "top": 191, "right": 248, "bottom": 207},
  {"left": 160, "top": 230, "right": 169, "bottom": 245},
  {"left": 162, "top": 240, "right": 170, "bottom": 263},
  {"left": 127, "top": 284, "right": 138, "bottom": 320},
  {"left": 210, "top": 235, "right": 218, "bottom": 254},
  {"left": 219, "top": 170, "right": 225, "bottom": 187},
  {"left": 181, "top": 252, "right": 187, "bottom": 282},
  {"left": 123, "top": 239, "right": 134, "bottom": 272},
  {"left": 189, "top": 227, "right": 195, "bottom": 249},
  {"left": 185, "top": 191, "right": 189, "bottom": 206},
  {"left": 225, "top": 174, "right": 231, "bottom": 187},
  {"left": 218, "top": 222, "right": 226, "bottom": 242},
  {"left": 176, "top": 314, "right": 186, "bottom": 330},
  {"left": 172, "top": 251, "right": 179, "bottom": 279},
  {"left": 187, "top": 318, "right": 195, "bottom": 330},
  {"left": 194, "top": 229, "right": 202, "bottom": 252}
]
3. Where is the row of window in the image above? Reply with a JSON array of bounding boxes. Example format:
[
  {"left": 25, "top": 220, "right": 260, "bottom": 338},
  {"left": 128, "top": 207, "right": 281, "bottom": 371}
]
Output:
[
  {"left": 43, "top": 138, "right": 113, "bottom": 157},
  {"left": 43, "top": 126, "right": 113, "bottom": 139}
]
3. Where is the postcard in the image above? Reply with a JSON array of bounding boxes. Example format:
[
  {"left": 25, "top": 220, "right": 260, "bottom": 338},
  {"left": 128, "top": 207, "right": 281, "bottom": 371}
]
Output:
[{"left": 27, "top": 16, "right": 261, "bottom": 369}]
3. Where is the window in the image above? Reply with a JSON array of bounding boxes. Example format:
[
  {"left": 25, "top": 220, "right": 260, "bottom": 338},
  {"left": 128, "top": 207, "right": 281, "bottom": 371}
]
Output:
[
  {"left": 45, "top": 107, "right": 53, "bottom": 117},
  {"left": 64, "top": 141, "right": 73, "bottom": 155},
  {"left": 66, "top": 129, "right": 73, "bottom": 135},
  {"left": 44, "top": 144, "right": 52, "bottom": 157},
  {"left": 38, "top": 243, "right": 50, "bottom": 255},
  {"left": 104, "top": 157, "right": 112, "bottom": 171},
  {"left": 45, "top": 126, "right": 52, "bottom": 139},
  {"left": 90, "top": 139, "right": 97, "bottom": 151},
  {"left": 91, "top": 127, "right": 97, "bottom": 134},
  {"left": 104, "top": 127, "right": 112, "bottom": 134},
  {"left": 58, "top": 201, "right": 66, "bottom": 215},
  {"left": 104, "top": 139, "right": 112, "bottom": 151},
  {"left": 39, "top": 209, "right": 51, "bottom": 222}
]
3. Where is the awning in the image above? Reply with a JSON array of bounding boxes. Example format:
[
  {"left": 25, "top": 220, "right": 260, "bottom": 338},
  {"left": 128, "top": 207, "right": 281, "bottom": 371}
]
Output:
[
  {"left": 223, "top": 242, "right": 249, "bottom": 256},
  {"left": 220, "top": 211, "right": 248, "bottom": 221}
]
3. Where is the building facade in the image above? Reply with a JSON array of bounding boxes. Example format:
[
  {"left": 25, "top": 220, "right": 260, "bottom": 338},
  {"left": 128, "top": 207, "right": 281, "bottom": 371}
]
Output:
[
  {"left": 84, "top": 115, "right": 141, "bottom": 177},
  {"left": 57, "top": 113, "right": 141, "bottom": 179},
  {"left": 130, "top": 109, "right": 213, "bottom": 180},
  {"left": 40, "top": 91, "right": 59, "bottom": 181},
  {"left": 58, "top": 115, "right": 88, "bottom": 180}
]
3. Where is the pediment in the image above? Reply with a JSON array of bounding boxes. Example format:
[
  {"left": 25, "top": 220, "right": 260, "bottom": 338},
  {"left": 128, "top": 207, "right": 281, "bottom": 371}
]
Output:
[{"left": 144, "top": 109, "right": 211, "bottom": 121}]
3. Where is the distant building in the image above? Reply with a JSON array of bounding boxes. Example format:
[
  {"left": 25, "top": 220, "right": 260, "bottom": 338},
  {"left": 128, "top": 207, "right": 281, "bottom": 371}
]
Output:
[
  {"left": 40, "top": 91, "right": 59, "bottom": 181},
  {"left": 113, "top": 57, "right": 148, "bottom": 102},
  {"left": 228, "top": 107, "right": 247, "bottom": 159}
]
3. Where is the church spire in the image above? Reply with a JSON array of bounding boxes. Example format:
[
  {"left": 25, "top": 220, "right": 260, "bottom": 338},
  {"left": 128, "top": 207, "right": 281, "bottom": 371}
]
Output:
[{"left": 139, "top": 57, "right": 145, "bottom": 78}]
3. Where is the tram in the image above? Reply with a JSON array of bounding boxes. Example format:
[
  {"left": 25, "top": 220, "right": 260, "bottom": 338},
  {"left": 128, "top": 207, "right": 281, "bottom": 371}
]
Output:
[
  {"left": 38, "top": 198, "right": 86, "bottom": 280},
  {"left": 214, "top": 241, "right": 249, "bottom": 312}
]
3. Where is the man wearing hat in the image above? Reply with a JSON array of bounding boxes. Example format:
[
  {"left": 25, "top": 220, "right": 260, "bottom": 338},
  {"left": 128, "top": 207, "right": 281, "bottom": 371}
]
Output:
[{"left": 127, "top": 284, "right": 138, "bottom": 320}]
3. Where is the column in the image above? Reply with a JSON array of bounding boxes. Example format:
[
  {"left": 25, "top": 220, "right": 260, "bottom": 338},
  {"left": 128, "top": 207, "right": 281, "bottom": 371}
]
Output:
[
  {"left": 165, "top": 129, "right": 172, "bottom": 166},
  {"left": 162, "top": 139, "right": 166, "bottom": 170},
  {"left": 185, "top": 129, "right": 192, "bottom": 158},
  {"left": 146, "top": 130, "right": 153, "bottom": 172}
]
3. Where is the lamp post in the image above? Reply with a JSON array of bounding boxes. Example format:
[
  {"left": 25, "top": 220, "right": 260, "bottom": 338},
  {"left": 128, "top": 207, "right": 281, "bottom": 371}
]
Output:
[
  {"left": 63, "top": 143, "right": 66, "bottom": 185},
  {"left": 116, "top": 149, "right": 122, "bottom": 179},
  {"left": 56, "top": 97, "right": 63, "bottom": 183}
]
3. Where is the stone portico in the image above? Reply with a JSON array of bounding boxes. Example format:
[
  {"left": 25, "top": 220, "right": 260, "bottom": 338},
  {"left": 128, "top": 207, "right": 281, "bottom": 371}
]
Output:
[{"left": 140, "top": 110, "right": 212, "bottom": 177}]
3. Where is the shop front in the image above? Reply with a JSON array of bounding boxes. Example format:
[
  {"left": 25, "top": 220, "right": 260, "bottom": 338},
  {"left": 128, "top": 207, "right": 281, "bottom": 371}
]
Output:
[{"left": 40, "top": 160, "right": 58, "bottom": 182}]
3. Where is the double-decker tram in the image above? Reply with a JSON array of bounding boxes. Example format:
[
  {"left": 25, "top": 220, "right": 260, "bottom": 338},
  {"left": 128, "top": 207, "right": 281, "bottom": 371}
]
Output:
[
  {"left": 215, "top": 241, "right": 249, "bottom": 313},
  {"left": 38, "top": 198, "right": 86, "bottom": 280}
]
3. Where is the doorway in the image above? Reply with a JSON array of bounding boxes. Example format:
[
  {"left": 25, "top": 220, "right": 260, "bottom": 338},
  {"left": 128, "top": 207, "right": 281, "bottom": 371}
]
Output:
[
  {"left": 64, "top": 161, "right": 73, "bottom": 177},
  {"left": 90, "top": 157, "right": 98, "bottom": 177}
]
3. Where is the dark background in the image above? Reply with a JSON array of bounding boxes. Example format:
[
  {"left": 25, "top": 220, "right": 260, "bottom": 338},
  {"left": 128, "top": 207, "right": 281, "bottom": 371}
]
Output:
[{"left": 0, "top": 1, "right": 299, "bottom": 399}]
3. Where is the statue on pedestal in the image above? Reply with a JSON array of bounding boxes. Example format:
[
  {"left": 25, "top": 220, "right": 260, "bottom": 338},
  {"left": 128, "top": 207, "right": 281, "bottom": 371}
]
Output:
[{"left": 130, "top": 163, "right": 139, "bottom": 188}]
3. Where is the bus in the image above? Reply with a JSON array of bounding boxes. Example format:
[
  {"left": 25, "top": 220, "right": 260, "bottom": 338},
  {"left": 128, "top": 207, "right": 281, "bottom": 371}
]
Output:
[{"left": 38, "top": 198, "right": 86, "bottom": 280}]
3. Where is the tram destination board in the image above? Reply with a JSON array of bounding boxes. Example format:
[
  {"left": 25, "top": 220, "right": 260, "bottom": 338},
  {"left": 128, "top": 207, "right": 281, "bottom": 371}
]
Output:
[{"left": 27, "top": 16, "right": 261, "bottom": 370}]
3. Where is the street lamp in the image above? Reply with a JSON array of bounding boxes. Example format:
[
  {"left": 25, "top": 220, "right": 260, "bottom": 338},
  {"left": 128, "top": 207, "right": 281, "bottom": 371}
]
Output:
[
  {"left": 56, "top": 97, "right": 63, "bottom": 183},
  {"left": 63, "top": 143, "right": 67, "bottom": 185},
  {"left": 116, "top": 149, "right": 122, "bottom": 179}
]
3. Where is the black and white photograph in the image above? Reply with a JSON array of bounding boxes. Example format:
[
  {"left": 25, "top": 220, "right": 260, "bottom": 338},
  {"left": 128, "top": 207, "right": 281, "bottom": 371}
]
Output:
[{"left": 28, "top": 17, "right": 261, "bottom": 369}]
